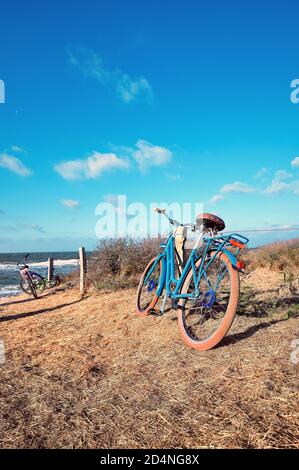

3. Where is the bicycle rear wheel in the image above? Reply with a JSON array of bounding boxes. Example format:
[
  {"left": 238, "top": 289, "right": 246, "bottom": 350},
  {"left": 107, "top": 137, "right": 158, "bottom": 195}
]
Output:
[
  {"left": 178, "top": 251, "right": 239, "bottom": 351},
  {"left": 136, "top": 257, "right": 162, "bottom": 316},
  {"left": 20, "top": 272, "right": 45, "bottom": 297}
]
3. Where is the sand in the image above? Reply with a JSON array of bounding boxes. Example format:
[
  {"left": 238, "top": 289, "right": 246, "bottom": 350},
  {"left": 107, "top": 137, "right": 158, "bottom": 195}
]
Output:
[{"left": 0, "top": 273, "right": 298, "bottom": 448}]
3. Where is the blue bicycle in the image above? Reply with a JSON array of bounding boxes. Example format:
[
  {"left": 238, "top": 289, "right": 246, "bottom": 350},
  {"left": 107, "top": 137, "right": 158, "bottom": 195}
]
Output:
[{"left": 136, "top": 208, "right": 249, "bottom": 351}]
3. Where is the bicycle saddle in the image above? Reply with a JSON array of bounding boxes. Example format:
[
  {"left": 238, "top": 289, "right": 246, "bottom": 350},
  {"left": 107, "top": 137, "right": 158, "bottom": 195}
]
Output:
[{"left": 195, "top": 213, "right": 225, "bottom": 232}]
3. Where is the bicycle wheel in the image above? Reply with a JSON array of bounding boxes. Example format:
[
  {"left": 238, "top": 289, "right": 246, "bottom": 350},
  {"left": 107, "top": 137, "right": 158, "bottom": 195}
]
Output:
[
  {"left": 178, "top": 251, "right": 240, "bottom": 351},
  {"left": 136, "top": 257, "right": 162, "bottom": 316},
  {"left": 46, "top": 275, "right": 60, "bottom": 288},
  {"left": 20, "top": 272, "right": 46, "bottom": 297}
]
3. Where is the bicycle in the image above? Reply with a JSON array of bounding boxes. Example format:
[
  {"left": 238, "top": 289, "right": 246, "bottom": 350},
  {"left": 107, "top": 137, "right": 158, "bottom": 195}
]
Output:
[
  {"left": 18, "top": 253, "right": 46, "bottom": 298},
  {"left": 44, "top": 272, "right": 61, "bottom": 289},
  {"left": 136, "top": 208, "right": 249, "bottom": 351}
]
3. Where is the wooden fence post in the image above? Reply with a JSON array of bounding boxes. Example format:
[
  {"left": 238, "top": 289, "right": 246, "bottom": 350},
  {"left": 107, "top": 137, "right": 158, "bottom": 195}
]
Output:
[
  {"left": 47, "top": 257, "right": 54, "bottom": 281},
  {"left": 79, "top": 247, "right": 87, "bottom": 293}
]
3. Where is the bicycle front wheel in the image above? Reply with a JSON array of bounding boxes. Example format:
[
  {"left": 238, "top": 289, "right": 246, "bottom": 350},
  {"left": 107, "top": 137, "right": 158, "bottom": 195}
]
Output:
[
  {"left": 178, "top": 251, "right": 240, "bottom": 351},
  {"left": 136, "top": 257, "right": 162, "bottom": 317}
]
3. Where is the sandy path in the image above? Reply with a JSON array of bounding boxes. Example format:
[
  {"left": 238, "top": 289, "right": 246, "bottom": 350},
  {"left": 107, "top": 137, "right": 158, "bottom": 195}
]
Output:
[{"left": 0, "top": 284, "right": 298, "bottom": 448}]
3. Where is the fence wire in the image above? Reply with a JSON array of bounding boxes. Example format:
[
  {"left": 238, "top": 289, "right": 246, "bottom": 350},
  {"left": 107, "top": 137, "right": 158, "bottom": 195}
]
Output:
[{"left": 224, "top": 227, "right": 299, "bottom": 234}]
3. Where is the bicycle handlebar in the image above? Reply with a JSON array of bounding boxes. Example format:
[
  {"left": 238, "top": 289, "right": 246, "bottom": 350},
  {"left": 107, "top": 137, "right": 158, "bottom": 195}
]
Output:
[
  {"left": 153, "top": 207, "right": 166, "bottom": 214},
  {"left": 153, "top": 208, "right": 197, "bottom": 230},
  {"left": 17, "top": 253, "right": 30, "bottom": 267},
  {"left": 154, "top": 207, "right": 180, "bottom": 227}
]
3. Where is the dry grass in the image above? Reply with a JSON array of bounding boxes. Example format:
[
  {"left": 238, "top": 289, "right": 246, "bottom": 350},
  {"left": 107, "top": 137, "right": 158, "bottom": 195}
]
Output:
[
  {"left": 86, "top": 237, "right": 162, "bottom": 292},
  {"left": 0, "top": 270, "right": 298, "bottom": 448},
  {"left": 244, "top": 238, "right": 299, "bottom": 273}
]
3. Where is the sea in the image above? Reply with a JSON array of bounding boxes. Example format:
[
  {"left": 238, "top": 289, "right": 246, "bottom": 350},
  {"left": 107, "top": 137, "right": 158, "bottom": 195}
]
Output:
[{"left": 0, "top": 252, "right": 83, "bottom": 297}]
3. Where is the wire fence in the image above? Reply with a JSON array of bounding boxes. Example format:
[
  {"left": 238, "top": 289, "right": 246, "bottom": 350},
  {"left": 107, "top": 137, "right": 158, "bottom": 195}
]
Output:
[{"left": 224, "top": 227, "right": 299, "bottom": 234}]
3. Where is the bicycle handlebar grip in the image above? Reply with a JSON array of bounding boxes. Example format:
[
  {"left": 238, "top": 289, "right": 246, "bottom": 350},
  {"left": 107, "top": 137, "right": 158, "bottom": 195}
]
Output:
[{"left": 154, "top": 207, "right": 166, "bottom": 214}]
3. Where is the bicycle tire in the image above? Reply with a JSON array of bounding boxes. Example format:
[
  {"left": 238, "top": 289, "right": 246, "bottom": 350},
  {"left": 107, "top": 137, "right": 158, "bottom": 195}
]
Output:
[
  {"left": 136, "top": 257, "right": 162, "bottom": 316},
  {"left": 178, "top": 251, "right": 240, "bottom": 351},
  {"left": 28, "top": 277, "right": 38, "bottom": 299}
]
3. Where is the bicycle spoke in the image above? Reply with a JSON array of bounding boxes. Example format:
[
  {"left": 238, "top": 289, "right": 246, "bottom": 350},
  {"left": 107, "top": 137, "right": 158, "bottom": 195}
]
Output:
[{"left": 182, "top": 256, "right": 232, "bottom": 342}]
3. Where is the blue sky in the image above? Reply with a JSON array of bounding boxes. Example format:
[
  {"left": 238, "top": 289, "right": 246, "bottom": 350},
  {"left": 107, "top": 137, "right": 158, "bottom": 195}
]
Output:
[{"left": 0, "top": 0, "right": 299, "bottom": 252}]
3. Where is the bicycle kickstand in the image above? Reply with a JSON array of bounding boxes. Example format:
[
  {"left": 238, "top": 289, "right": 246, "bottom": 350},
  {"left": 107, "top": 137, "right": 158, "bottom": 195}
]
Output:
[{"left": 160, "top": 293, "right": 168, "bottom": 315}]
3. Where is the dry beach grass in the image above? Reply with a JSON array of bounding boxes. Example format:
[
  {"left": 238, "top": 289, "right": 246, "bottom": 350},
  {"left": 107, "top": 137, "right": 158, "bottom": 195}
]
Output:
[
  {"left": 0, "top": 238, "right": 299, "bottom": 448},
  {"left": 0, "top": 270, "right": 298, "bottom": 448}
]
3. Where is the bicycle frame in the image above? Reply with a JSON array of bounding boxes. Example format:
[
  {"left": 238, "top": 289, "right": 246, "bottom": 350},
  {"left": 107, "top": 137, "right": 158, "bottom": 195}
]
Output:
[
  {"left": 144, "top": 230, "right": 249, "bottom": 301},
  {"left": 19, "top": 266, "right": 31, "bottom": 280}
]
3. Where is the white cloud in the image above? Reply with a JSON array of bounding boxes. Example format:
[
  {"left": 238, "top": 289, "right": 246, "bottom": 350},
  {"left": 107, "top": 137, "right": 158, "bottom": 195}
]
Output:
[
  {"left": 103, "top": 194, "right": 119, "bottom": 205},
  {"left": 254, "top": 167, "right": 268, "bottom": 179},
  {"left": 11, "top": 146, "right": 27, "bottom": 154},
  {"left": 264, "top": 170, "right": 293, "bottom": 195},
  {"left": 61, "top": 199, "right": 80, "bottom": 209},
  {"left": 291, "top": 157, "right": 299, "bottom": 168},
  {"left": 274, "top": 170, "right": 292, "bottom": 180},
  {"left": 0, "top": 153, "right": 32, "bottom": 176},
  {"left": 55, "top": 140, "right": 172, "bottom": 180},
  {"left": 264, "top": 180, "right": 290, "bottom": 195},
  {"left": 55, "top": 152, "right": 129, "bottom": 180},
  {"left": 117, "top": 75, "right": 153, "bottom": 104},
  {"left": 166, "top": 173, "right": 181, "bottom": 181},
  {"left": 66, "top": 45, "right": 153, "bottom": 104},
  {"left": 291, "top": 181, "right": 299, "bottom": 195},
  {"left": 133, "top": 140, "right": 172, "bottom": 172},
  {"left": 21, "top": 223, "right": 46, "bottom": 233},
  {"left": 220, "top": 181, "right": 254, "bottom": 194},
  {"left": 67, "top": 45, "right": 109, "bottom": 83},
  {"left": 210, "top": 194, "right": 224, "bottom": 204}
]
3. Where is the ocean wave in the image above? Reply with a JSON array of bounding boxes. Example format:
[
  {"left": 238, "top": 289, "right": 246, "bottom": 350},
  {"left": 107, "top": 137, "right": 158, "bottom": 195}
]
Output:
[
  {"left": 30, "top": 259, "right": 79, "bottom": 269},
  {"left": 0, "top": 259, "right": 79, "bottom": 271},
  {"left": 0, "top": 264, "right": 17, "bottom": 271},
  {"left": 0, "top": 284, "right": 21, "bottom": 297}
]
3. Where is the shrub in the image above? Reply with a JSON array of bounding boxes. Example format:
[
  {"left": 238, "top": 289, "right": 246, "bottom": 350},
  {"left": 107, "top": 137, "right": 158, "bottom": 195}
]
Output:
[
  {"left": 87, "top": 237, "right": 162, "bottom": 292},
  {"left": 243, "top": 238, "right": 299, "bottom": 273}
]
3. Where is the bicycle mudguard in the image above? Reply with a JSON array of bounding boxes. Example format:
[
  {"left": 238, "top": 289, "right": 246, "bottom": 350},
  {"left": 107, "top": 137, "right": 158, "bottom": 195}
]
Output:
[{"left": 220, "top": 248, "right": 237, "bottom": 266}]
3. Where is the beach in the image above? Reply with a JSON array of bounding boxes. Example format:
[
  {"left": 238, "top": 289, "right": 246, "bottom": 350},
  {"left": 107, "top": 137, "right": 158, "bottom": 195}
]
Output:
[{"left": 0, "top": 252, "right": 81, "bottom": 297}]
